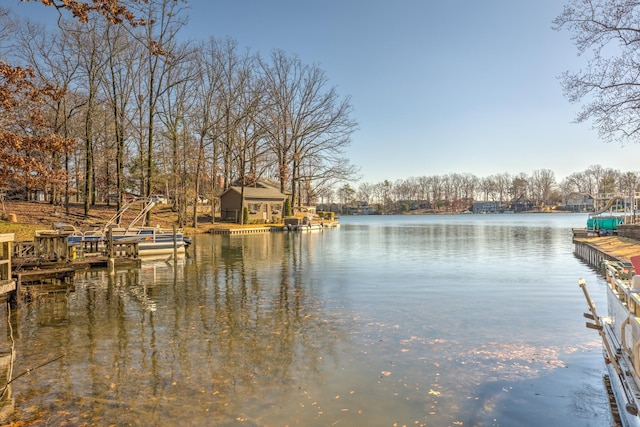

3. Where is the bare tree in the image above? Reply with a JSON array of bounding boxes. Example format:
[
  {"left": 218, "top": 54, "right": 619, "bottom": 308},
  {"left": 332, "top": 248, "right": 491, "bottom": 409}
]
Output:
[
  {"left": 585, "top": 164, "right": 605, "bottom": 196},
  {"left": 429, "top": 176, "right": 443, "bottom": 211},
  {"left": 234, "top": 57, "right": 267, "bottom": 224},
  {"left": 554, "top": 2, "right": 640, "bottom": 144},
  {"left": 14, "top": 18, "right": 85, "bottom": 211},
  {"left": 213, "top": 38, "right": 245, "bottom": 192},
  {"left": 103, "top": 21, "right": 138, "bottom": 213},
  {"left": 189, "top": 37, "right": 224, "bottom": 227},
  {"left": 133, "top": 0, "right": 188, "bottom": 222},
  {"left": 157, "top": 43, "right": 197, "bottom": 227},
  {"left": 494, "top": 172, "right": 511, "bottom": 208},
  {"left": 69, "top": 19, "right": 110, "bottom": 217},
  {"left": 531, "top": 169, "right": 556, "bottom": 208},
  {"left": 0, "top": 8, "right": 14, "bottom": 57},
  {"left": 356, "top": 182, "right": 373, "bottom": 205},
  {"left": 619, "top": 171, "right": 639, "bottom": 211},
  {"left": 565, "top": 171, "right": 589, "bottom": 194},
  {"left": 480, "top": 176, "right": 496, "bottom": 202},
  {"left": 603, "top": 168, "right": 620, "bottom": 195},
  {"left": 261, "top": 50, "right": 357, "bottom": 206},
  {"left": 510, "top": 173, "right": 529, "bottom": 201},
  {"left": 558, "top": 177, "right": 577, "bottom": 208}
]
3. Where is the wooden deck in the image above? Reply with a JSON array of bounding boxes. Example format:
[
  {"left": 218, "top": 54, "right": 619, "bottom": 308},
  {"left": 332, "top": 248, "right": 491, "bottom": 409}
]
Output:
[
  {"left": 0, "top": 281, "right": 15, "bottom": 296},
  {"left": 7, "top": 235, "right": 141, "bottom": 306},
  {"left": 208, "top": 221, "right": 338, "bottom": 235},
  {"left": 13, "top": 238, "right": 139, "bottom": 263},
  {"left": 574, "top": 236, "right": 640, "bottom": 264},
  {"left": 12, "top": 267, "right": 75, "bottom": 303},
  {"left": 209, "top": 226, "right": 284, "bottom": 235}
]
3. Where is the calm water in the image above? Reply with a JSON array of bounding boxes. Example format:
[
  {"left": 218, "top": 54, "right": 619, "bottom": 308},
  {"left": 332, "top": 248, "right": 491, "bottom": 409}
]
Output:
[{"left": 2, "top": 213, "right": 612, "bottom": 426}]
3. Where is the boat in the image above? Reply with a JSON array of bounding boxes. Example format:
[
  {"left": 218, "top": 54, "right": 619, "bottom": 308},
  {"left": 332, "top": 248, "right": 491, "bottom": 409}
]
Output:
[
  {"left": 580, "top": 256, "right": 640, "bottom": 427},
  {"left": 285, "top": 223, "right": 325, "bottom": 232},
  {"left": 37, "top": 197, "right": 190, "bottom": 257},
  {"left": 283, "top": 215, "right": 339, "bottom": 232},
  {"left": 103, "top": 226, "right": 189, "bottom": 257}
]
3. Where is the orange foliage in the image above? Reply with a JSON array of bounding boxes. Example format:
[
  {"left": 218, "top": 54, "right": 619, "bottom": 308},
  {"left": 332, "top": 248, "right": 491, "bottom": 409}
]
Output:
[
  {"left": 0, "top": 62, "right": 74, "bottom": 190},
  {"left": 0, "top": 1, "right": 147, "bottom": 193},
  {"left": 34, "top": 0, "right": 148, "bottom": 26}
]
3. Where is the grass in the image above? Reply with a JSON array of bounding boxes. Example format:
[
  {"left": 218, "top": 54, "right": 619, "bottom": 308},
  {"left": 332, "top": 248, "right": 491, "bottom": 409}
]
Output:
[{"left": 0, "top": 222, "right": 42, "bottom": 241}]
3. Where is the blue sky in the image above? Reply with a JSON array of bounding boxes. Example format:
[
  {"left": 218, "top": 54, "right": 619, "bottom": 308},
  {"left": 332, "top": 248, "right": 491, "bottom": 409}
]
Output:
[{"left": 10, "top": 0, "right": 640, "bottom": 185}]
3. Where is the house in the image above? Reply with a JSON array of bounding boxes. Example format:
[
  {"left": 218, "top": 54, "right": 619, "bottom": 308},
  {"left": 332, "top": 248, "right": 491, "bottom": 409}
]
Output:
[
  {"left": 511, "top": 194, "right": 534, "bottom": 212},
  {"left": 220, "top": 183, "right": 288, "bottom": 223},
  {"left": 564, "top": 192, "right": 594, "bottom": 212},
  {"left": 471, "top": 201, "right": 498, "bottom": 214}
]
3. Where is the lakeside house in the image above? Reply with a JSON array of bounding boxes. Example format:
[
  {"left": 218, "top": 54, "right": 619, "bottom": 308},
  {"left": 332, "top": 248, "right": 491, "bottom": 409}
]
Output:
[
  {"left": 219, "top": 182, "right": 287, "bottom": 223},
  {"left": 564, "top": 192, "right": 595, "bottom": 212},
  {"left": 511, "top": 194, "right": 534, "bottom": 212},
  {"left": 471, "top": 201, "right": 499, "bottom": 214}
]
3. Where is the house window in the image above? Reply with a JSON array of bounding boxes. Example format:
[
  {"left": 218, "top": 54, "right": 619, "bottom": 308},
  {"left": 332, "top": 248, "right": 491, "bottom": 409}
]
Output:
[
  {"left": 249, "top": 203, "right": 260, "bottom": 212},
  {"left": 272, "top": 204, "right": 281, "bottom": 211}
]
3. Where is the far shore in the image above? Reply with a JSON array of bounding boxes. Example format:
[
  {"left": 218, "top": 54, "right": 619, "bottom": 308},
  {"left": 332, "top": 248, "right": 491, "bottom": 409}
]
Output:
[{"left": 0, "top": 200, "right": 592, "bottom": 241}]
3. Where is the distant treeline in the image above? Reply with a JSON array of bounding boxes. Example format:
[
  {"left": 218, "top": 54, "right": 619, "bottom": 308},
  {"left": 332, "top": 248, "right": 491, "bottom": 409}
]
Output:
[{"left": 338, "top": 165, "right": 636, "bottom": 213}]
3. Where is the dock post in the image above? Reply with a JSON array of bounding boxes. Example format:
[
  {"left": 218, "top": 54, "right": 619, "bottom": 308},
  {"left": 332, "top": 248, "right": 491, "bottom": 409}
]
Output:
[
  {"left": 173, "top": 225, "right": 177, "bottom": 262},
  {"left": 108, "top": 226, "right": 115, "bottom": 275},
  {"left": 15, "top": 275, "right": 21, "bottom": 309}
]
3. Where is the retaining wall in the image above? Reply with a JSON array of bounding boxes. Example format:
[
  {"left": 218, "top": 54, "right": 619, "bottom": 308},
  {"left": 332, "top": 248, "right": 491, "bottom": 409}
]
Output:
[
  {"left": 618, "top": 224, "right": 640, "bottom": 240},
  {"left": 574, "top": 241, "right": 620, "bottom": 269}
]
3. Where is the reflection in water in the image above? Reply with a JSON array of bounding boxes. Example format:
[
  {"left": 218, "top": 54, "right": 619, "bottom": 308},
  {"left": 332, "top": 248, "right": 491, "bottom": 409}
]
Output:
[
  {"left": 0, "top": 307, "right": 14, "bottom": 422},
  {"left": 4, "top": 233, "right": 347, "bottom": 426},
  {"left": 0, "top": 214, "right": 615, "bottom": 425}
]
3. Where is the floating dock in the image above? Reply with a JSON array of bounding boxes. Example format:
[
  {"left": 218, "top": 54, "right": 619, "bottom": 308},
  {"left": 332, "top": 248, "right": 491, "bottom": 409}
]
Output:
[
  {"left": 208, "top": 220, "right": 339, "bottom": 235},
  {"left": 209, "top": 226, "right": 283, "bottom": 235}
]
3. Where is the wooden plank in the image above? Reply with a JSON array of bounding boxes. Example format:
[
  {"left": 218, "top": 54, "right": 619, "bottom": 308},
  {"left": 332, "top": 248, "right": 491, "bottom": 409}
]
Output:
[
  {"left": 14, "top": 268, "right": 75, "bottom": 283},
  {"left": 0, "top": 281, "right": 15, "bottom": 296},
  {"left": 0, "top": 234, "right": 14, "bottom": 243}
]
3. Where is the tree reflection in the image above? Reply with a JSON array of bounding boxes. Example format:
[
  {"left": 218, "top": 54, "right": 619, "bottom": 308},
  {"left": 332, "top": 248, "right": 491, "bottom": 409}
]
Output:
[
  {"left": 190, "top": 233, "right": 345, "bottom": 423},
  {"left": 4, "top": 234, "right": 345, "bottom": 425}
]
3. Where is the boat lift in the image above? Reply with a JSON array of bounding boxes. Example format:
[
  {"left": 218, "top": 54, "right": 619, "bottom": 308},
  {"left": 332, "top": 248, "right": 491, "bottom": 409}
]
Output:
[
  {"left": 103, "top": 197, "right": 157, "bottom": 231},
  {"left": 587, "top": 194, "right": 637, "bottom": 234}
]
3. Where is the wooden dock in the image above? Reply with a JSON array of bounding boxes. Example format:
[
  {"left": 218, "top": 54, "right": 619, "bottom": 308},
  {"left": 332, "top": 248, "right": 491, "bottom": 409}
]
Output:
[
  {"left": 13, "top": 268, "right": 75, "bottom": 302},
  {"left": 5, "top": 234, "right": 141, "bottom": 306},
  {"left": 209, "top": 226, "right": 284, "bottom": 235},
  {"left": 208, "top": 221, "right": 339, "bottom": 235},
  {"left": 13, "top": 237, "right": 140, "bottom": 265},
  {"left": 574, "top": 236, "right": 640, "bottom": 269}
]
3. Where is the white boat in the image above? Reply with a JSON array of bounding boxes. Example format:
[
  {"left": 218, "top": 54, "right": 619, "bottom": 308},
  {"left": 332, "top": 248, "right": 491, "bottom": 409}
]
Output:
[
  {"left": 580, "top": 257, "right": 640, "bottom": 427},
  {"left": 105, "top": 226, "right": 189, "bottom": 256},
  {"left": 283, "top": 215, "right": 339, "bottom": 232},
  {"left": 285, "top": 223, "right": 324, "bottom": 232}
]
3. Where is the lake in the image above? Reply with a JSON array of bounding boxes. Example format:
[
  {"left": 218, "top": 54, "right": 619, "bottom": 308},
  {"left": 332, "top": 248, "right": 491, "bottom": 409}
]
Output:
[{"left": 2, "top": 213, "right": 613, "bottom": 426}]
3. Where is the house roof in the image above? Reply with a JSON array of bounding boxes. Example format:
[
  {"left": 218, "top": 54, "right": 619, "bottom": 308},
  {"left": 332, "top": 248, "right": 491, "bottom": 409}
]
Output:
[{"left": 222, "top": 186, "right": 287, "bottom": 200}]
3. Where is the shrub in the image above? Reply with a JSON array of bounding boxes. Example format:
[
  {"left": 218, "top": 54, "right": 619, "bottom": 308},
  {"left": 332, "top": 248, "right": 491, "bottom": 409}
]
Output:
[
  {"left": 284, "top": 198, "right": 292, "bottom": 217},
  {"left": 242, "top": 207, "right": 249, "bottom": 224}
]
